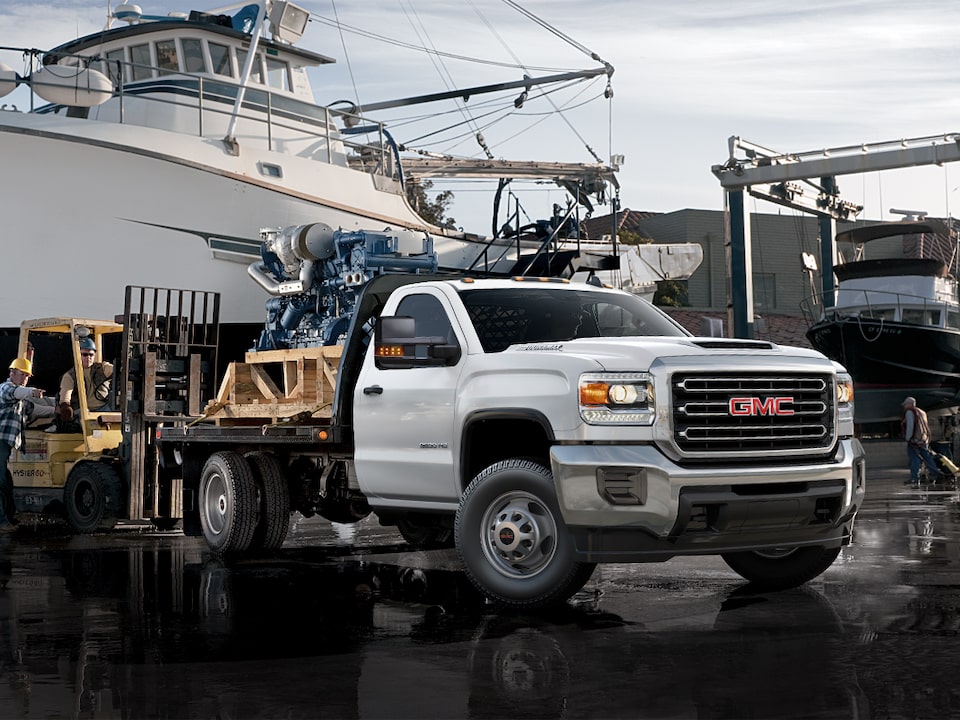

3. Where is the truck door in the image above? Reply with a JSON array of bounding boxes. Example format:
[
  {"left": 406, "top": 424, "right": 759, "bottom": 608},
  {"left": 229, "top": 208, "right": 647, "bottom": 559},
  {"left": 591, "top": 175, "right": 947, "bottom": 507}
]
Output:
[{"left": 353, "top": 289, "right": 464, "bottom": 506}]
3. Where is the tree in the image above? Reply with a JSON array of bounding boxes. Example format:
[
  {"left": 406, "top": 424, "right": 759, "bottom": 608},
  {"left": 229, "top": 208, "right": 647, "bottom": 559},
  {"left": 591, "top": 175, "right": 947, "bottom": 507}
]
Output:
[
  {"left": 406, "top": 178, "right": 457, "bottom": 229},
  {"left": 617, "top": 229, "right": 654, "bottom": 246},
  {"left": 653, "top": 279, "right": 689, "bottom": 307}
]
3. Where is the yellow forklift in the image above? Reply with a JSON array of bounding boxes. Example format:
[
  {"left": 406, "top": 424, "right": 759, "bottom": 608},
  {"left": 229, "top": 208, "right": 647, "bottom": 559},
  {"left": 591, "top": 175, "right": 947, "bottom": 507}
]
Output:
[{"left": 5, "top": 287, "right": 219, "bottom": 533}]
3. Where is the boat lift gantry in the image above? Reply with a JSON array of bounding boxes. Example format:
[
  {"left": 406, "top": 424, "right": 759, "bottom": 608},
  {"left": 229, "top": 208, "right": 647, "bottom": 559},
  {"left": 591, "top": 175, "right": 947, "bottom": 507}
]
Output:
[{"left": 711, "top": 133, "right": 960, "bottom": 338}]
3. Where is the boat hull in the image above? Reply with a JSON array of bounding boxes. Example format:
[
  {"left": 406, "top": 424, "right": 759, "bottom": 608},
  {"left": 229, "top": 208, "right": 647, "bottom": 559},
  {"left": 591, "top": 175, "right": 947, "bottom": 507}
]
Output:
[
  {"left": 806, "top": 317, "right": 960, "bottom": 423},
  {"left": 0, "top": 112, "right": 521, "bottom": 328}
]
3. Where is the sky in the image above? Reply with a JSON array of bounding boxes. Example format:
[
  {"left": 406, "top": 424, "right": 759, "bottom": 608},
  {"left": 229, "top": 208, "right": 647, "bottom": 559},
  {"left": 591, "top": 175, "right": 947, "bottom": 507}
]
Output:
[{"left": 4, "top": 0, "right": 960, "bottom": 234}]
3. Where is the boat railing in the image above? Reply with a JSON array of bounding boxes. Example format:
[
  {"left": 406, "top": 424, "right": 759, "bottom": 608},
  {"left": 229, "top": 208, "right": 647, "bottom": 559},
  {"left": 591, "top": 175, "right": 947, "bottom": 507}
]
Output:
[
  {"left": 800, "top": 288, "right": 960, "bottom": 330},
  {"left": 464, "top": 194, "right": 586, "bottom": 276},
  {"left": 3, "top": 46, "right": 397, "bottom": 182}
]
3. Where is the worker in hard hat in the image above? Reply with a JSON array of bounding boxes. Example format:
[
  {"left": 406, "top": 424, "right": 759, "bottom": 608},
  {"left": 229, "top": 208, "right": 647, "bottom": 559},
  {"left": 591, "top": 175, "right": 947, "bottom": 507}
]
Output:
[
  {"left": 0, "top": 357, "right": 53, "bottom": 532},
  {"left": 55, "top": 337, "right": 114, "bottom": 431}
]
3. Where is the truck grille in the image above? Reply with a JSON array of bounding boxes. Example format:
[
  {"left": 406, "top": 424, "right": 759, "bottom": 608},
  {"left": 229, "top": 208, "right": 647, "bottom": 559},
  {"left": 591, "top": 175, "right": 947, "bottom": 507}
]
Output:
[{"left": 672, "top": 373, "right": 835, "bottom": 455}]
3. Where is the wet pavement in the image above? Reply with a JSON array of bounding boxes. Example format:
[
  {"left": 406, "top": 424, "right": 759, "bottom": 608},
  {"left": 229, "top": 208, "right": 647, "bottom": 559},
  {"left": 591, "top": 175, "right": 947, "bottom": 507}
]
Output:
[{"left": 1, "top": 440, "right": 959, "bottom": 718}]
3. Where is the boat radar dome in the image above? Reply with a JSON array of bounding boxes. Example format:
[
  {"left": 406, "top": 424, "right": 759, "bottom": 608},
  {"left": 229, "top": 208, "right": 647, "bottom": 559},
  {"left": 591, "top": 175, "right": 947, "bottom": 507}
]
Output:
[{"left": 113, "top": 3, "right": 143, "bottom": 24}]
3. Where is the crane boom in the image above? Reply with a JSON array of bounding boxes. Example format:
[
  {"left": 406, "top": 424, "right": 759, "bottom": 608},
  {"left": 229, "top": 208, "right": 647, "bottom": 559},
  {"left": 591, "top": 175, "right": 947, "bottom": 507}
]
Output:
[
  {"left": 713, "top": 133, "right": 960, "bottom": 189},
  {"left": 711, "top": 132, "right": 960, "bottom": 341}
]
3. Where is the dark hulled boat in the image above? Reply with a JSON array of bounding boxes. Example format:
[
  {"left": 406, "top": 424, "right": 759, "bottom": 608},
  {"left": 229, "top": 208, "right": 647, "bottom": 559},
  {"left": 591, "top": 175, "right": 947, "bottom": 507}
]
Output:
[{"left": 802, "top": 218, "right": 960, "bottom": 425}]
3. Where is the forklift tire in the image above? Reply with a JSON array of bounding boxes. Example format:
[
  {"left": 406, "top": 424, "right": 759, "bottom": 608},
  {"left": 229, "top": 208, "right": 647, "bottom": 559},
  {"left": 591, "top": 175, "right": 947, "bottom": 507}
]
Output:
[
  {"left": 199, "top": 451, "right": 259, "bottom": 554},
  {"left": 245, "top": 452, "right": 291, "bottom": 551},
  {"left": 64, "top": 463, "right": 122, "bottom": 534}
]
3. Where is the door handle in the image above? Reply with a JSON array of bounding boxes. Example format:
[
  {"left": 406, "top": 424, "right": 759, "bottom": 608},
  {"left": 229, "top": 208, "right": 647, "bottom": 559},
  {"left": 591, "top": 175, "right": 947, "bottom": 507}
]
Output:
[{"left": 363, "top": 385, "right": 383, "bottom": 395}]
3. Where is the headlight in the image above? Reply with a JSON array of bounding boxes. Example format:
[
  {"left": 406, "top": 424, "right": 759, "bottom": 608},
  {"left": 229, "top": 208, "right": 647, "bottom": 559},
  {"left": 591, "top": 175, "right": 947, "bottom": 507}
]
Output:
[
  {"left": 836, "top": 373, "right": 854, "bottom": 405},
  {"left": 579, "top": 372, "right": 655, "bottom": 425},
  {"left": 836, "top": 371, "right": 855, "bottom": 435}
]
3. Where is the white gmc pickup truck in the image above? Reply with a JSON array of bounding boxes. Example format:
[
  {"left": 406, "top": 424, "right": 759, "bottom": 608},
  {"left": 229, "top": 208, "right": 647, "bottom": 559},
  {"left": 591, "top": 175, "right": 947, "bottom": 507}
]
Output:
[{"left": 164, "top": 275, "right": 866, "bottom": 610}]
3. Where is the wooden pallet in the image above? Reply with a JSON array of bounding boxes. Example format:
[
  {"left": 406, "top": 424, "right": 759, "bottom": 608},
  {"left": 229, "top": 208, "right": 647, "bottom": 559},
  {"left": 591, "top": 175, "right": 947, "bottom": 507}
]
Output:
[{"left": 203, "top": 346, "right": 342, "bottom": 424}]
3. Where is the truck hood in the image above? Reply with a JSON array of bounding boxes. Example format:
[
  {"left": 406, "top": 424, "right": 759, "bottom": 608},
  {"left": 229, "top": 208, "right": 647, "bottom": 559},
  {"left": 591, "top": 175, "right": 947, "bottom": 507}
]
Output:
[{"left": 507, "top": 336, "right": 835, "bottom": 372}]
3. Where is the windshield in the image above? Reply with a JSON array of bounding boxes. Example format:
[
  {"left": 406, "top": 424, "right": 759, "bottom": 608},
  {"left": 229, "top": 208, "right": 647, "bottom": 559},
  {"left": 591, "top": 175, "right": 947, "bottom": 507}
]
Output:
[{"left": 460, "top": 287, "right": 690, "bottom": 352}]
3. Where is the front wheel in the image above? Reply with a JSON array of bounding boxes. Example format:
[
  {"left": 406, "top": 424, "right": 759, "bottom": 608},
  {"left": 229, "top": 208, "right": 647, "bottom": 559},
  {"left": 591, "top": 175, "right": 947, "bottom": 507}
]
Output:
[
  {"left": 454, "top": 459, "right": 595, "bottom": 610},
  {"left": 64, "top": 462, "right": 122, "bottom": 533},
  {"left": 721, "top": 546, "right": 842, "bottom": 590}
]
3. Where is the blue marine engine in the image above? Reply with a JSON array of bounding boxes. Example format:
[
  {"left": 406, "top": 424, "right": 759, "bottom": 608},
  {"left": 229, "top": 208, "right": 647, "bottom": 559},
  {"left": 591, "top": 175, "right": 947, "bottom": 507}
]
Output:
[{"left": 248, "top": 223, "right": 438, "bottom": 350}]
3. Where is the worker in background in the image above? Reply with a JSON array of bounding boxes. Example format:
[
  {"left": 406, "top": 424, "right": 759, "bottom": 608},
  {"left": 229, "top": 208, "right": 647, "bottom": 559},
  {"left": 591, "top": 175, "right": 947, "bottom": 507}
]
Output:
[
  {"left": 902, "top": 396, "right": 941, "bottom": 487},
  {"left": 56, "top": 337, "right": 114, "bottom": 429},
  {"left": 0, "top": 357, "right": 55, "bottom": 532}
]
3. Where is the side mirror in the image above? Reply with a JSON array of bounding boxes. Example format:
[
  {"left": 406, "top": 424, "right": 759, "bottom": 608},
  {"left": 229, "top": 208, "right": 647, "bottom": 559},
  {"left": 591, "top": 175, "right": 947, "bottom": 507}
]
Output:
[{"left": 374, "top": 316, "right": 461, "bottom": 369}]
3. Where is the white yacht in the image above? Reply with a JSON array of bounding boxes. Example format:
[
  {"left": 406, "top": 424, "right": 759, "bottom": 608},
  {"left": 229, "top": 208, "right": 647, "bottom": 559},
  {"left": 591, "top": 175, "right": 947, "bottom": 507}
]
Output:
[{"left": 0, "top": 0, "right": 620, "bottom": 335}]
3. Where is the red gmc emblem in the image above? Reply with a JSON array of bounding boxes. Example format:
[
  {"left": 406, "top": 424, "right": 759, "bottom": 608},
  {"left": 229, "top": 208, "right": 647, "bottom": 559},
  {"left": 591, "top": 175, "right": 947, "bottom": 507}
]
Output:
[{"left": 729, "top": 397, "right": 795, "bottom": 416}]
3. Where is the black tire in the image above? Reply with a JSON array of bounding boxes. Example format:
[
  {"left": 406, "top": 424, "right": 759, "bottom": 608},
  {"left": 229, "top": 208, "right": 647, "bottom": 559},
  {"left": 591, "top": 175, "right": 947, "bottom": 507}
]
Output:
[
  {"left": 199, "top": 451, "right": 259, "bottom": 554},
  {"left": 398, "top": 515, "right": 454, "bottom": 549},
  {"left": 64, "top": 462, "right": 122, "bottom": 533},
  {"left": 454, "top": 459, "right": 596, "bottom": 609},
  {"left": 721, "top": 545, "right": 842, "bottom": 590},
  {"left": 245, "top": 452, "right": 291, "bottom": 551}
]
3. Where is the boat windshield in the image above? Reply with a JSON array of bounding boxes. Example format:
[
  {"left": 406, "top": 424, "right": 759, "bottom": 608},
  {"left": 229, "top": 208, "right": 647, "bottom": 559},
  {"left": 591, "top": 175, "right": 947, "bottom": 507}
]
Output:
[{"left": 460, "top": 287, "right": 690, "bottom": 352}]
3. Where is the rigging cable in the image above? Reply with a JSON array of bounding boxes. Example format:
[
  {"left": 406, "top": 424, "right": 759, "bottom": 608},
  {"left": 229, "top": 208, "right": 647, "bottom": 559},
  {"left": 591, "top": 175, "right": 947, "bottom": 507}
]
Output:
[
  {"left": 474, "top": 0, "right": 611, "bottom": 163},
  {"left": 399, "top": 1, "right": 492, "bottom": 159},
  {"left": 308, "top": 14, "right": 572, "bottom": 73},
  {"left": 326, "top": 1, "right": 363, "bottom": 115}
]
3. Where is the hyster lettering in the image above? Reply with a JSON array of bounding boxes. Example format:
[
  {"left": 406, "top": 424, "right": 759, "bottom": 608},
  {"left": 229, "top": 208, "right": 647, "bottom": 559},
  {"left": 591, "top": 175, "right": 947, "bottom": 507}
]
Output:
[{"left": 729, "top": 397, "right": 794, "bottom": 416}]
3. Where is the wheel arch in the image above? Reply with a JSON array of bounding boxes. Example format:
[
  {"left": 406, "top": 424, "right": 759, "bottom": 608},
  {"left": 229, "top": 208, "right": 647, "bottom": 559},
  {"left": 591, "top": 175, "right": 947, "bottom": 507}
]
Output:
[{"left": 460, "top": 409, "right": 554, "bottom": 491}]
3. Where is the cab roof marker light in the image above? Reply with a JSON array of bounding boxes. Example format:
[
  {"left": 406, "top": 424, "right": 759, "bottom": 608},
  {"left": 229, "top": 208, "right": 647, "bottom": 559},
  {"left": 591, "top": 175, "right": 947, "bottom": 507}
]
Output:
[{"left": 510, "top": 276, "right": 569, "bottom": 284}]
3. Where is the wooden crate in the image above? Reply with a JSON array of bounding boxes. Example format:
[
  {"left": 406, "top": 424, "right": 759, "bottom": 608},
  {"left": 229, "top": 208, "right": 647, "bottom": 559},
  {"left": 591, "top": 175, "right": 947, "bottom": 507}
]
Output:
[{"left": 203, "top": 346, "right": 342, "bottom": 424}]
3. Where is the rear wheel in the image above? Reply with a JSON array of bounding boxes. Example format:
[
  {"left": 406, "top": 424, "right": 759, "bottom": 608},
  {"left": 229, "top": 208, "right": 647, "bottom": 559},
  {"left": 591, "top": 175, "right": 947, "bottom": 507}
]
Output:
[
  {"left": 245, "top": 452, "right": 291, "bottom": 551},
  {"left": 199, "top": 452, "right": 258, "bottom": 553},
  {"left": 64, "top": 462, "right": 122, "bottom": 533},
  {"left": 455, "top": 459, "right": 595, "bottom": 609},
  {"left": 721, "top": 546, "right": 842, "bottom": 590}
]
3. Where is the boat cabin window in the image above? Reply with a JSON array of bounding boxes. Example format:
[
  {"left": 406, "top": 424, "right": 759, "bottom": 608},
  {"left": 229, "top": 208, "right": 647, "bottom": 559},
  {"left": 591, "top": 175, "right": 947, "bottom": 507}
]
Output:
[
  {"left": 129, "top": 43, "right": 152, "bottom": 81},
  {"left": 902, "top": 309, "right": 941, "bottom": 326},
  {"left": 155, "top": 40, "right": 178, "bottom": 75},
  {"left": 102, "top": 48, "right": 125, "bottom": 84},
  {"left": 209, "top": 42, "right": 234, "bottom": 77},
  {"left": 181, "top": 38, "right": 206, "bottom": 74},
  {"left": 266, "top": 57, "right": 290, "bottom": 91},
  {"left": 949, "top": 311, "right": 960, "bottom": 329},
  {"left": 862, "top": 308, "right": 895, "bottom": 321},
  {"left": 236, "top": 49, "right": 263, "bottom": 84}
]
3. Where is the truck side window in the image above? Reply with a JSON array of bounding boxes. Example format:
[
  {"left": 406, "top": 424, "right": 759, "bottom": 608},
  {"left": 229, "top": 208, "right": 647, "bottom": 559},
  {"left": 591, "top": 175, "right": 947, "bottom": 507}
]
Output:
[{"left": 394, "top": 294, "right": 460, "bottom": 360}]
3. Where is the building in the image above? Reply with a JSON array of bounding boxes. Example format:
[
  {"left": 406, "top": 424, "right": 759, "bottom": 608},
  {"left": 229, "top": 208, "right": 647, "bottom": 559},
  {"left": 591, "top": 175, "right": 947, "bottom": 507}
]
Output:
[{"left": 582, "top": 208, "right": 860, "bottom": 348}]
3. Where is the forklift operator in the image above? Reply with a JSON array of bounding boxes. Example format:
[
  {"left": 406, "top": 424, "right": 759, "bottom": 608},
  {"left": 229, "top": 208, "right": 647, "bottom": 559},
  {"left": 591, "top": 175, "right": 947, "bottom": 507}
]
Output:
[{"left": 57, "top": 337, "right": 114, "bottom": 424}]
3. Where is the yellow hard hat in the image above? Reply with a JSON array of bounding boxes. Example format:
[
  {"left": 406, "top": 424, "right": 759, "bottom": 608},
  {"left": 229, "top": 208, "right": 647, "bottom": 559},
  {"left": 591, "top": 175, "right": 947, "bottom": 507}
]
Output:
[{"left": 9, "top": 357, "right": 32, "bottom": 375}]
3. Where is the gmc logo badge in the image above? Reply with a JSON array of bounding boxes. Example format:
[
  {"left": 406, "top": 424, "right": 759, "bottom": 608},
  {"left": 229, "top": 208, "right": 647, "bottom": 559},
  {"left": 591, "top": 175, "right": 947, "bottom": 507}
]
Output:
[{"left": 729, "top": 397, "right": 795, "bottom": 416}]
